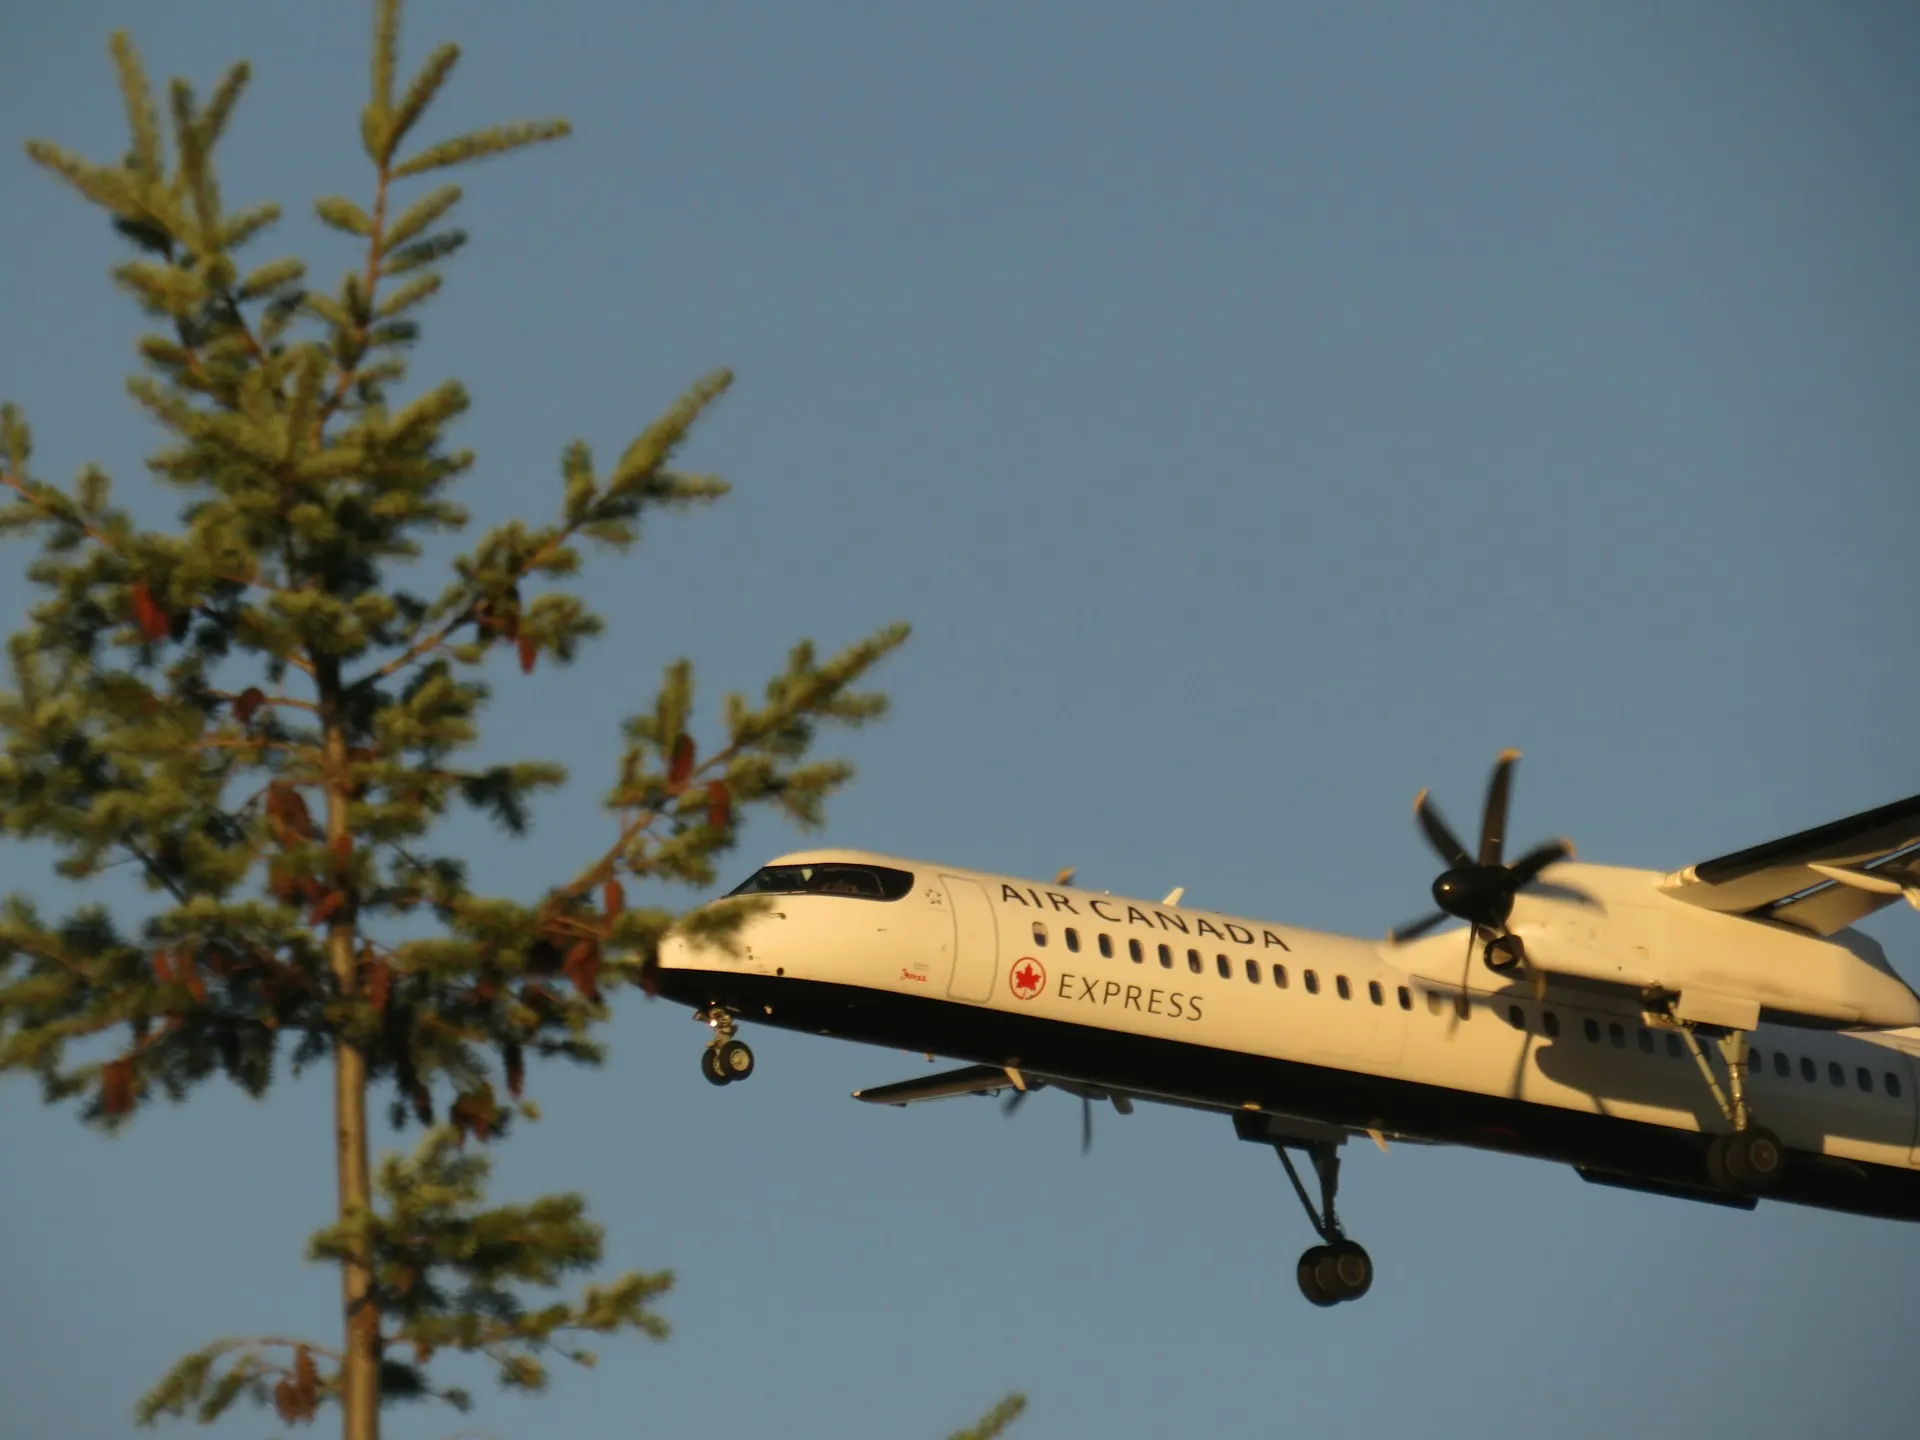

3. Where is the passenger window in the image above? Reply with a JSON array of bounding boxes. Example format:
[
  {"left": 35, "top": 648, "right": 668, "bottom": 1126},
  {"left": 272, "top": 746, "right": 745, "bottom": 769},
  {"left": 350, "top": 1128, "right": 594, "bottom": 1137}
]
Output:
[
  {"left": 1889, "top": 1072, "right": 1903, "bottom": 1098},
  {"left": 1158, "top": 943, "right": 1173, "bottom": 969},
  {"left": 1245, "top": 958, "right": 1261, "bottom": 983},
  {"left": 1455, "top": 994, "right": 1471, "bottom": 1021},
  {"left": 1857, "top": 1067, "right": 1873, "bottom": 1093},
  {"left": 1032, "top": 922, "right": 1048, "bottom": 946},
  {"left": 1272, "top": 963, "right": 1289, "bottom": 988},
  {"left": 1217, "top": 953, "right": 1231, "bottom": 979},
  {"left": 1773, "top": 1051, "right": 1790, "bottom": 1078},
  {"left": 1637, "top": 1028, "right": 1655, "bottom": 1055},
  {"left": 1398, "top": 986, "right": 1413, "bottom": 1011},
  {"left": 1746, "top": 1050, "right": 1761, "bottom": 1074},
  {"left": 1098, "top": 933, "right": 1113, "bottom": 959},
  {"left": 1507, "top": 1004, "right": 1525, "bottom": 1031},
  {"left": 1304, "top": 970, "right": 1320, "bottom": 995},
  {"left": 1369, "top": 980, "right": 1384, "bottom": 1006},
  {"left": 1667, "top": 1032, "right": 1684, "bottom": 1060},
  {"left": 1129, "top": 938, "right": 1143, "bottom": 964},
  {"left": 1583, "top": 1018, "right": 1601, "bottom": 1043},
  {"left": 1542, "top": 1010, "right": 1560, "bottom": 1038},
  {"left": 1187, "top": 948, "right": 1202, "bottom": 975},
  {"left": 1828, "top": 1062, "right": 1845, "bottom": 1087},
  {"left": 1426, "top": 990, "right": 1445, "bottom": 1017},
  {"left": 1336, "top": 975, "right": 1352, "bottom": 1000},
  {"left": 1608, "top": 1022, "right": 1626, "bottom": 1049},
  {"left": 1065, "top": 927, "right": 1080, "bottom": 953},
  {"left": 1800, "top": 1056, "right": 1817, "bottom": 1083}
]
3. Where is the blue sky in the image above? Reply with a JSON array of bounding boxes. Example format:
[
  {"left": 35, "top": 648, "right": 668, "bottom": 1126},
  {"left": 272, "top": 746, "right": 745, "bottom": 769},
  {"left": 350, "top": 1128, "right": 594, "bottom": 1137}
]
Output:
[{"left": 3, "top": 2, "right": 1918, "bottom": 1437}]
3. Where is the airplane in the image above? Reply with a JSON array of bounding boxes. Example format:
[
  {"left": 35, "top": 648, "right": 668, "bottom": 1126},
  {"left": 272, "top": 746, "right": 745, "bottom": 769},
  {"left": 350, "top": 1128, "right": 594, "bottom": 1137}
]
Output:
[{"left": 651, "top": 752, "right": 1920, "bottom": 1306}]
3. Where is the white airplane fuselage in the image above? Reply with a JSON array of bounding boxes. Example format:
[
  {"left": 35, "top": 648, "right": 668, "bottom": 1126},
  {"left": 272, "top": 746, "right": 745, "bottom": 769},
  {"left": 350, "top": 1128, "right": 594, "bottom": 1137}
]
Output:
[{"left": 655, "top": 850, "right": 1920, "bottom": 1221}]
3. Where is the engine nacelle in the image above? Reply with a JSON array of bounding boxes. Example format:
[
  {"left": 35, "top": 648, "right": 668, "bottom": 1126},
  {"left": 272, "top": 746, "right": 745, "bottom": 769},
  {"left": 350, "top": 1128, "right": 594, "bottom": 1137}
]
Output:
[{"left": 1504, "top": 863, "right": 1919, "bottom": 1029}]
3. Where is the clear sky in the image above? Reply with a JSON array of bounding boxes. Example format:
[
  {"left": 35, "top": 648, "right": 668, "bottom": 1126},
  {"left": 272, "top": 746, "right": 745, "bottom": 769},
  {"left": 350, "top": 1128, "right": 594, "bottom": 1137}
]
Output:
[{"left": 3, "top": 2, "right": 1918, "bottom": 1437}]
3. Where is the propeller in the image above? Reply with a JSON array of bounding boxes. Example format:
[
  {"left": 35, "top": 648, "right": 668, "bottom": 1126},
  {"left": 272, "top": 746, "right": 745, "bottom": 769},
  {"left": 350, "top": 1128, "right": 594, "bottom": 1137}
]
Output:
[
  {"left": 1389, "top": 751, "right": 1575, "bottom": 1009},
  {"left": 1002, "top": 1080, "right": 1130, "bottom": 1155}
]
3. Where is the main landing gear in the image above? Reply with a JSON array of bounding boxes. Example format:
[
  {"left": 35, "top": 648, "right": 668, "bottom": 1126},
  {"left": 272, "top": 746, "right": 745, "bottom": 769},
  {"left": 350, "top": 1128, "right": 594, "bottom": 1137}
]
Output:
[
  {"left": 1663, "top": 1017, "right": 1784, "bottom": 1196},
  {"left": 1274, "top": 1141, "right": 1373, "bottom": 1307},
  {"left": 696, "top": 1006, "right": 755, "bottom": 1087},
  {"left": 1643, "top": 1013, "right": 1789, "bottom": 1205}
]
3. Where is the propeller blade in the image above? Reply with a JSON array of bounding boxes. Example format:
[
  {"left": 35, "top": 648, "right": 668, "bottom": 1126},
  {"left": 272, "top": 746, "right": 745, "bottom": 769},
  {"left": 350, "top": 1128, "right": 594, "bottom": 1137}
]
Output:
[
  {"left": 1081, "top": 1096, "right": 1093, "bottom": 1155},
  {"left": 1414, "top": 789, "right": 1473, "bottom": 869},
  {"left": 1388, "top": 910, "right": 1450, "bottom": 944},
  {"left": 1447, "top": 926, "right": 1478, "bottom": 1036},
  {"left": 1508, "top": 839, "right": 1574, "bottom": 888},
  {"left": 1479, "top": 749, "right": 1520, "bottom": 867},
  {"left": 1001, "top": 1088, "right": 1029, "bottom": 1117}
]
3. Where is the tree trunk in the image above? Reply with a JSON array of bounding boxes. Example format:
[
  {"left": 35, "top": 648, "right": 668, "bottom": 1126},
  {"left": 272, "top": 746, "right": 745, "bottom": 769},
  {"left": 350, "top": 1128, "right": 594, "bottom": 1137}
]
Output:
[{"left": 321, "top": 676, "right": 380, "bottom": 1440}]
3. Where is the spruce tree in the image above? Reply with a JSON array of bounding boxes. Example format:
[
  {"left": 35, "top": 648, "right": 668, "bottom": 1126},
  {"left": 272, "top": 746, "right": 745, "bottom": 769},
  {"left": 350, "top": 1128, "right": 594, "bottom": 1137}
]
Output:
[{"left": 0, "top": 5, "right": 1017, "bottom": 1437}]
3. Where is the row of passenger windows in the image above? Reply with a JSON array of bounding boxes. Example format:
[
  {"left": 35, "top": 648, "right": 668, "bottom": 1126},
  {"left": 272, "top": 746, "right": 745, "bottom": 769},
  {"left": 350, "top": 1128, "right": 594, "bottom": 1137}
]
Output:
[
  {"left": 1505, "top": 1004, "right": 1904, "bottom": 1098},
  {"left": 1036, "top": 923, "right": 1415, "bottom": 1009},
  {"left": 1031, "top": 923, "right": 1906, "bottom": 1100}
]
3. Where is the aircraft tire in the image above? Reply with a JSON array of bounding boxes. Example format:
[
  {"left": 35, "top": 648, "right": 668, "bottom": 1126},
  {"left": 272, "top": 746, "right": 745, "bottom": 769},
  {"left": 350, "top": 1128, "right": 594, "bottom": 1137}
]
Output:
[
  {"left": 700, "top": 1047, "right": 732, "bottom": 1086},
  {"left": 715, "top": 1038, "right": 755, "bottom": 1082},
  {"left": 1706, "top": 1134, "right": 1733, "bottom": 1190},
  {"left": 1726, "top": 1127, "right": 1784, "bottom": 1192},
  {"left": 1325, "top": 1240, "right": 1373, "bottom": 1300},
  {"left": 1296, "top": 1248, "right": 1339, "bottom": 1307}
]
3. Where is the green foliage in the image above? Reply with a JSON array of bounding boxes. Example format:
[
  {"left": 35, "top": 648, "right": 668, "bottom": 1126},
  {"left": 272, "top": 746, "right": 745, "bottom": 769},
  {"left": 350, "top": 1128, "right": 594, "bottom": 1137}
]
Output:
[
  {"left": 310, "top": 1128, "right": 673, "bottom": 1402},
  {"left": 947, "top": 1395, "right": 1030, "bottom": 1440},
  {"left": 0, "top": 1, "right": 959, "bottom": 1435}
]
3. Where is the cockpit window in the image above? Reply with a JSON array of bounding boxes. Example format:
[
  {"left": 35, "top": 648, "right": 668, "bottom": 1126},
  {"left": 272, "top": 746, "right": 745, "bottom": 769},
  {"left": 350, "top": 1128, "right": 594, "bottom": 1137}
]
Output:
[{"left": 726, "top": 862, "right": 915, "bottom": 901}]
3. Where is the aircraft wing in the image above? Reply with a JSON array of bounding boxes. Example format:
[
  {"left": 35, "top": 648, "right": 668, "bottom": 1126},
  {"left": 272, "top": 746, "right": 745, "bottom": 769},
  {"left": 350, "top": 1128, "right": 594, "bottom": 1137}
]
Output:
[
  {"left": 853, "top": 1064, "right": 1151, "bottom": 1113},
  {"left": 1659, "top": 792, "right": 1920, "bottom": 935},
  {"left": 852, "top": 1065, "right": 1019, "bottom": 1106}
]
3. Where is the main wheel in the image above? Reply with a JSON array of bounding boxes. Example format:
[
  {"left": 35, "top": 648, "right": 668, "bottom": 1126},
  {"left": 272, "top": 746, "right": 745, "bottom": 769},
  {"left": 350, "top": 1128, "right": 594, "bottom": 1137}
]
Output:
[
  {"left": 714, "top": 1037, "right": 755, "bottom": 1082},
  {"left": 1312, "top": 1240, "right": 1372, "bottom": 1302},
  {"left": 1323, "top": 1240, "right": 1373, "bottom": 1301},
  {"left": 1725, "top": 1126, "right": 1784, "bottom": 1192},
  {"left": 1706, "top": 1133, "right": 1735, "bottom": 1190},
  {"left": 700, "top": 1046, "right": 731, "bottom": 1087},
  {"left": 1296, "top": 1247, "right": 1338, "bottom": 1307}
]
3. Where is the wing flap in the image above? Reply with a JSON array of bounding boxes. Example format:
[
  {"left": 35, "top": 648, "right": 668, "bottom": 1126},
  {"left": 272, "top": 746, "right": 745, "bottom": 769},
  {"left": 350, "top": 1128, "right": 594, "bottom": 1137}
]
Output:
[
  {"left": 1660, "top": 792, "right": 1920, "bottom": 918},
  {"left": 852, "top": 1064, "right": 1017, "bottom": 1106}
]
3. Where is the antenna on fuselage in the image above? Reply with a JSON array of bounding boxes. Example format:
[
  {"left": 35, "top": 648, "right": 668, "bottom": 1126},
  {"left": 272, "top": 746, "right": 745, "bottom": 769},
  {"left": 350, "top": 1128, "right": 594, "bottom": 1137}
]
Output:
[{"left": 1162, "top": 886, "right": 1184, "bottom": 907}]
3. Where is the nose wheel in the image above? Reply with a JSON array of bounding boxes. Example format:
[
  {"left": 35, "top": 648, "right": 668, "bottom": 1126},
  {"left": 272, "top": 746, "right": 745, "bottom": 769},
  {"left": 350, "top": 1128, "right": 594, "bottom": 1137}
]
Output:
[
  {"left": 705, "top": 1037, "right": 754, "bottom": 1084},
  {"left": 695, "top": 1007, "right": 754, "bottom": 1086}
]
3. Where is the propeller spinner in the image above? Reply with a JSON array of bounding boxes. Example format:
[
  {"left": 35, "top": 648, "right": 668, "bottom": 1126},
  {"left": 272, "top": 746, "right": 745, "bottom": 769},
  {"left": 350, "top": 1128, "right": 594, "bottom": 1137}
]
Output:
[{"left": 1390, "top": 749, "right": 1574, "bottom": 958}]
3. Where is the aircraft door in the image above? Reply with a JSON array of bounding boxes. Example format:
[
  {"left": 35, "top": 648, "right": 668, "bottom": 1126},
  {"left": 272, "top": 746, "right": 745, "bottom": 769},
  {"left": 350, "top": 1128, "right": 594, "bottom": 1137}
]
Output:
[{"left": 942, "top": 875, "right": 999, "bottom": 1003}]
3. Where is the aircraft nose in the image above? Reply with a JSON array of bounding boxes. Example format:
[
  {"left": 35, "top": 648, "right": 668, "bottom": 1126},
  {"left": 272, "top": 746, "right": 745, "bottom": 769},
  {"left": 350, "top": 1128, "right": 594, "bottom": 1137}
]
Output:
[{"left": 656, "top": 932, "right": 694, "bottom": 971}]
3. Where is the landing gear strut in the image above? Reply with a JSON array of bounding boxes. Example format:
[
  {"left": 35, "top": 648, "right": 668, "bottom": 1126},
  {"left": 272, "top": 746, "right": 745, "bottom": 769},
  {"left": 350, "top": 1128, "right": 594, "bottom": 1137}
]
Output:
[
  {"left": 696, "top": 1006, "right": 754, "bottom": 1086},
  {"left": 1274, "top": 1141, "right": 1373, "bottom": 1307},
  {"left": 1672, "top": 1022, "right": 1784, "bottom": 1195}
]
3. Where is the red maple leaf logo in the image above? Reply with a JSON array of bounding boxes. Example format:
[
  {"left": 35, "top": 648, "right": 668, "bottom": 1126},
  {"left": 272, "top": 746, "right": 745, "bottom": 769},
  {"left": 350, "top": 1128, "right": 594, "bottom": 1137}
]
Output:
[{"left": 1010, "top": 959, "right": 1044, "bottom": 999}]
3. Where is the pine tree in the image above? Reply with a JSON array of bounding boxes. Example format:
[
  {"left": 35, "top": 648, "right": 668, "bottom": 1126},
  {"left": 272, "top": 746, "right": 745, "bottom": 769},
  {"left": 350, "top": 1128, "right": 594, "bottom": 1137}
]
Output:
[{"left": 0, "top": 5, "right": 1018, "bottom": 1436}]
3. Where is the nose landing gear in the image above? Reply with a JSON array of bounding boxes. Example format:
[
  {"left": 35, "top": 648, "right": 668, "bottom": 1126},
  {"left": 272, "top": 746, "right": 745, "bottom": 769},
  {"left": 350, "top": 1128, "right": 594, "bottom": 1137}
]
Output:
[{"left": 696, "top": 1006, "right": 755, "bottom": 1086}]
